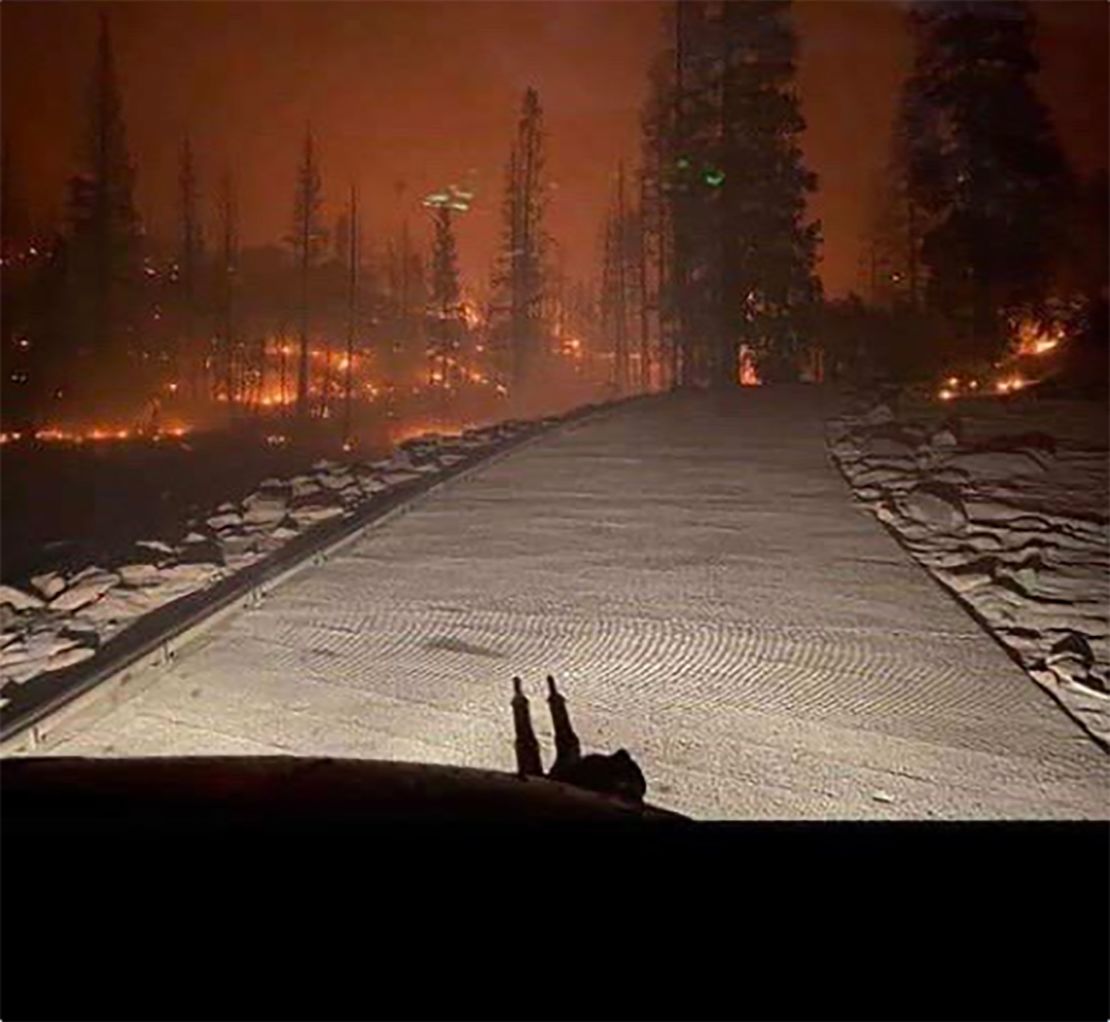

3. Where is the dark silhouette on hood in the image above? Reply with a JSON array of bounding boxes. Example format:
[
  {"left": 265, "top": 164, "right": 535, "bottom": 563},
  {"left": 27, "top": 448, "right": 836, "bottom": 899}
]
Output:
[{"left": 511, "top": 673, "right": 648, "bottom": 805}]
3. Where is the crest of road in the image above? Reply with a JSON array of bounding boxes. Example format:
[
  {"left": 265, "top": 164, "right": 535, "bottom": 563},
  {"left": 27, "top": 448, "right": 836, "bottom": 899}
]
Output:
[{"left": 46, "top": 388, "right": 1108, "bottom": 818}]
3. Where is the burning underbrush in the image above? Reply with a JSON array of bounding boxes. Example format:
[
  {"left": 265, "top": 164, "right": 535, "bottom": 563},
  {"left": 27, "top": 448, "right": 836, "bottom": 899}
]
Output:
[{"left": 932, "top": 303, "right": 1103, "bottom": 406}]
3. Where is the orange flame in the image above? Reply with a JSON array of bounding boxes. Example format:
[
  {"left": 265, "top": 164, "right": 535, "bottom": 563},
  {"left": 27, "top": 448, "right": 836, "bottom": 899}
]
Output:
[{"left": 738, "top": 345, "right": 761, "bottom": 387}]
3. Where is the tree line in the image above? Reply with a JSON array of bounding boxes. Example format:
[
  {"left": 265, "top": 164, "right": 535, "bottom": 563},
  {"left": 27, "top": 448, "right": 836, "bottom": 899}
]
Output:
[
  {"left": 4, "top": 3, "right": 1104, "bottom": 433},
  {"left": 1, "top": 16, "right": 595, "bottom": 435},
  {"left": 605, "top": 0, "right": 1105, "bottom": 391},
  {"left": 857, "top": 0, "right": 1106, "bottom": 384}
]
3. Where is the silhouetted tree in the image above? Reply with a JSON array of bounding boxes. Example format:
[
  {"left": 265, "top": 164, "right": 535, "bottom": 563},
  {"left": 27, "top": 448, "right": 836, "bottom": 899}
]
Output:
[
  {"left": 641, "top": 2, "right": 819, "bottom": 388},
  {"left": 600, "top": 164, "right": 647, "bottom": 395},
  {"left": 869, "top": 84, "right": 927, "bottom": 312},
  {"left": 64, "top": 12, "right": 140, "bottom": 407},
  {"left": 342, "top": 185, "right": 360, "bottom": 444},
  {"left": 902, "top": 0, "right": 1069, "bottom": 362},
  {"left": 492, "top": 87, "right": 547, "bottom": 394},
  {"left": 667, "top": 1, "right": 722, "bottom": 387},
  {"left": 177, "top": 134, "right": 204, "bottom": 398},
  {"left": 639, "top": 54, "right": 674, "bottom": 389},
  {"left": 215, "top": 169, "right": 238, "bottom": 408},
  {"left": 718, "top": 0, "right": 821, "bottom": 385},
  {"left": 428, "top": 205, "right": 462, "bottom": 389},
  {"left": 288, "top": 127, "right": 326, "bottom": 419}
]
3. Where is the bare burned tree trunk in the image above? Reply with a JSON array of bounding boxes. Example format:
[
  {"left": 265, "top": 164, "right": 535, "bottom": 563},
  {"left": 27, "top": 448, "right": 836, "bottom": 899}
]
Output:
[
  {"left": 290, "top": 127, "right": 324, "bottom": 422},
  {"left": 494, "top": 87, "right": 546, "bottom": 399},
  {"left": 216, "top": 169, "right": 237, "bottom": 412},
  {"left": 614, "top": 163, "right": 629, "bottom": 394},
  {"left": 343, "top": 184, "right": 359, "bottom": 446},
  {"left": 177, "top": 135, "right": 202, "bottom": 401},
  {"left": 638, "top": 171, "right": 651, "bottom": 392}
]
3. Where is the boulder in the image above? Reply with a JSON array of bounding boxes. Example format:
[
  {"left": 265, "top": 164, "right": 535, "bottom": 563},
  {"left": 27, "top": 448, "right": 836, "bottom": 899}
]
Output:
[
  {"left": 291, "top": 505, "right": 345, "bottom": 526},
  {"left": 860, "top": 435, "right": 914, "bottom": 460},
  {"left": 217, "top": 532, "right": 260, "bottom": 558},
  {"left": 29, "top": 573, "right": 66, "bottom": 600},
  {"left": 78, "top": 587, "right": 163, "bottom": 626},
  {"left": 896, "top": 486, "right": 967, "bottom": 533},
  {"left": 175, "top": 536, "right": 225, "bottom": 567},
  {"left": 948, "top": 450, "right": 1046, "bottom": 479},
  {"left": 244, "top": 505, "right": 288, "bottom": 528},
  {"left": 379, "top": 469, "right": 422, "bottom": 486},
  {"left": 206, "top": 511, "right": 242, "bottom": 530},
  {"left": 859, "top": 404, "right": 894, "bottom": 426},
  {"left": 291, "top": 477, "right": 324, "bottom": 501},
  {"left": 135, "top": 539, "right": 175, "bottom": 556},
  {"left": 118, "top": 563, "right": 163, "bottom": 587},
  {"left": 44, "top": 645, "right": 96, "bottom": 673},
  {"left": 318, "top": 472, "right": 356, "bottom": 491},
  {"left": 1047, "top": 632, "right": 1094, "bottom": 668},
  {"left": 49, "top": 572, "right": 120, "bottom": 612}
]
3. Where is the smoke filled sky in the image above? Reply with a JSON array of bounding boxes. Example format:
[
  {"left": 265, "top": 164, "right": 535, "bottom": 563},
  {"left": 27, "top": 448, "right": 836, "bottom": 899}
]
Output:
[{"left": 2, "top": 1, "right": 1106, "bottom": 298}]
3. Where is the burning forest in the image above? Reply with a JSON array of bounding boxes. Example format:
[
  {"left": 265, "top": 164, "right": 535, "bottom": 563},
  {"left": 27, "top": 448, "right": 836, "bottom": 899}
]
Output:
[{"left": 1, "top": 7, "right": 1108, "bottom": 1015}]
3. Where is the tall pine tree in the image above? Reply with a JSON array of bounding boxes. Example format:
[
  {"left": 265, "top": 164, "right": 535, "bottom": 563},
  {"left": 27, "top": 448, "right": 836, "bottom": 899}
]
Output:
[
  {"left": 641, "top": 2, "right": 819, "bottom": 387},
  {"left": 289, "top": 127, "right": 326, "bottom": 419},
  {"left": 428, "top": 205, "right": 462, "bottom": 390},
  {"left": 214, "top": 169, "right": 238, "bottom": 408},
  {"left": 341, "top": 185, "right": 360, "bottom": 443},
  {"left": 902, "top": 1, "right": 1068, "bottom": 362},
  {"left": 639, "top": 54, "right": 674, "bottom": 389},
  {"left": 718, "top": 0, "right": 821, "bottom": 385},
  {"left": 492, "top": 87, "right": 547, "bottom": 395},
  {"left": 177, "top": 134, "right": 204, "bottom": 398},
  {"left": 64, "top": 12, "right": 140, "bottom": 402},
  {"left": 669, "top": 1, "right": 722, "bottom": 387}
]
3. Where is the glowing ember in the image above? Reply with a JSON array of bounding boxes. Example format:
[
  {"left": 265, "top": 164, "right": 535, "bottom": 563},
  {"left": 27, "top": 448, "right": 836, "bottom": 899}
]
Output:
[
  {"left": 389, "top": 422, "right": 457, "bottom": 445},
  {"left": 938, "top": 388, "right": 954, "bottom": 401},
  {"left": 1014, "top": 317, "right": 1065, "bottom": 358},
  {"left": 738, "top": 345, "right": 761, "bottom": 387},
  {"left": 995, "top": 375, "right": 1027, "bottom": 394},
  {"left": 461, "top": 302, "right": 481, "bottom": 329}
]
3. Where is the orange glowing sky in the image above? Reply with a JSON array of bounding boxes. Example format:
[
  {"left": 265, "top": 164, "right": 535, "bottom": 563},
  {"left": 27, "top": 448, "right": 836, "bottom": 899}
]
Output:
[{"left": 2, "top": 1, "right": 1106, "bottom": 298}]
